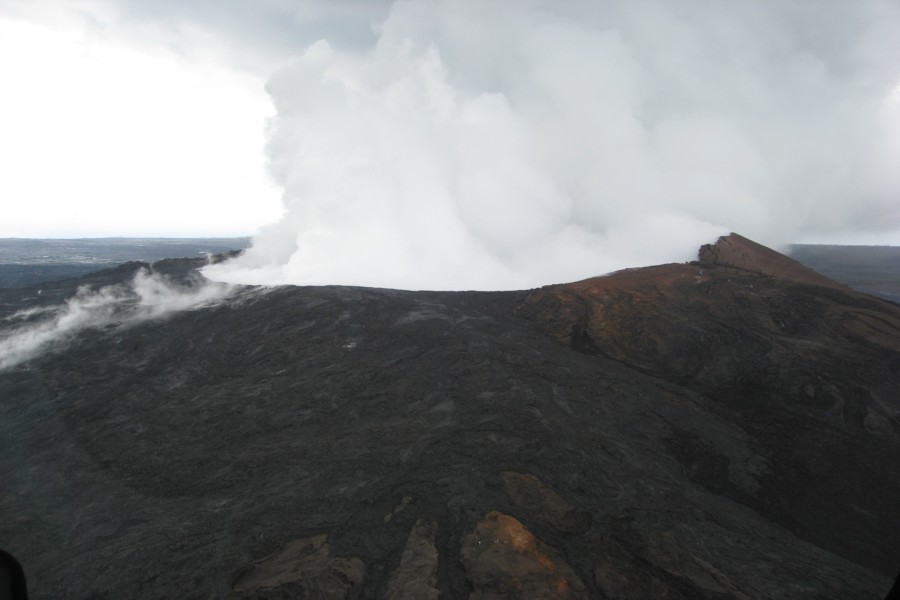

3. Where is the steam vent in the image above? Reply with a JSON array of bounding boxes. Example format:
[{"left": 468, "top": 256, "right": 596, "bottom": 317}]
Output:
[{"left": 2, "top": 233, "right": 899, "bottom": 598}]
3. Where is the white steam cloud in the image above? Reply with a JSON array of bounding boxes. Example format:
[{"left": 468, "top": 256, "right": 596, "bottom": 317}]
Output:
[
  {"left": 204, "top": 0, "right": 900, "bottom": 290},
  {"left": 0, "top": 269, "right": 233, "bottom": 371}
]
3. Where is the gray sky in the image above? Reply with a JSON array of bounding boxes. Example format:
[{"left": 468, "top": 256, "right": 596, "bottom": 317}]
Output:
[{"left": 2, "top": 0, "right": 900, "bottom": 289}]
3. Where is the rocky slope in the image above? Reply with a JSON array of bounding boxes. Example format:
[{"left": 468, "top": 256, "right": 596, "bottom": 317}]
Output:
[{"left": 1, "top": 234, "right": 898, "bottom": 599}]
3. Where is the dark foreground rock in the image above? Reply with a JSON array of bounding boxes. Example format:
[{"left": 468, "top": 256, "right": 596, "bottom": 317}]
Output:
[
  {"left": 385, "top": 519, "right": 440, "bottom": 600},
  {"left": 227, "top": 535, "right": 365, "bottom": 599},
  {"left": 1, "top": 234, "right": 899, "bottom": 599}
]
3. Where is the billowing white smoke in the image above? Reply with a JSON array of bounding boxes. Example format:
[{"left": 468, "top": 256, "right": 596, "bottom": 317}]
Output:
[
  {"left": 204, "top": 0, "right": 900, "bottom": 290},
  {"left": 0, "top": 269, "right": 233, "bottom": 371}
]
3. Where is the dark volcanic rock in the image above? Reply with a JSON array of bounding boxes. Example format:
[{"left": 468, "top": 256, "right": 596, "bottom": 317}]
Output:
[
  {"left": 228, "top": 535, "right": 364, "bottom": 599},
  {"left": 500, "top": 471, "right": 591, "bottom": 535},
  {"left": 1, "top": 234, "right": 899, "bottom": 599},
  {"left": 518, "top": 233, "right": 900, "bottom": 578},
  {"left": 385, "top": 519, "right": 440, "bottom": 600}
]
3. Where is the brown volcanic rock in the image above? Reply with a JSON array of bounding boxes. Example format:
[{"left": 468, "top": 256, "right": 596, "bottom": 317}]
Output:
[
  {"left": 460, "top": 511, "right": 588, "bottom": 599},
  {"left": 698, "top": 233, "right": 847, "bottom": 289}
]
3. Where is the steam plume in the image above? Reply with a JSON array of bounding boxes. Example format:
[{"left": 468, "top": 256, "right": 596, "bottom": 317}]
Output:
[
  {"left": 205, "top": 0, "right": 900, "bottom": 290},
  {"left": 0, "top": 270, "right": 233, "bottom": 371}
]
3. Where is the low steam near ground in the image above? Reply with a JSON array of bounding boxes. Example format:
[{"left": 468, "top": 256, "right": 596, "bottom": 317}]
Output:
[
  {"left": 197, "top": 0, "right": 900, "bottom": 291},
  {"left": 0, "top": 270, "right": 234, "bottom": 371}
]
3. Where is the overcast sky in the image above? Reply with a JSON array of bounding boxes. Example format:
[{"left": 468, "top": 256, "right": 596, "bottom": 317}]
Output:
[{"left": 2, "top": 0, "right": 900, "bottom": 288}]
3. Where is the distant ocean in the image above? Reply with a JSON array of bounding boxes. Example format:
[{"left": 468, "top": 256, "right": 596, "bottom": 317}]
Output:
[{"left": 0, "top": 238, "right": 250, "bottom": 288}]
